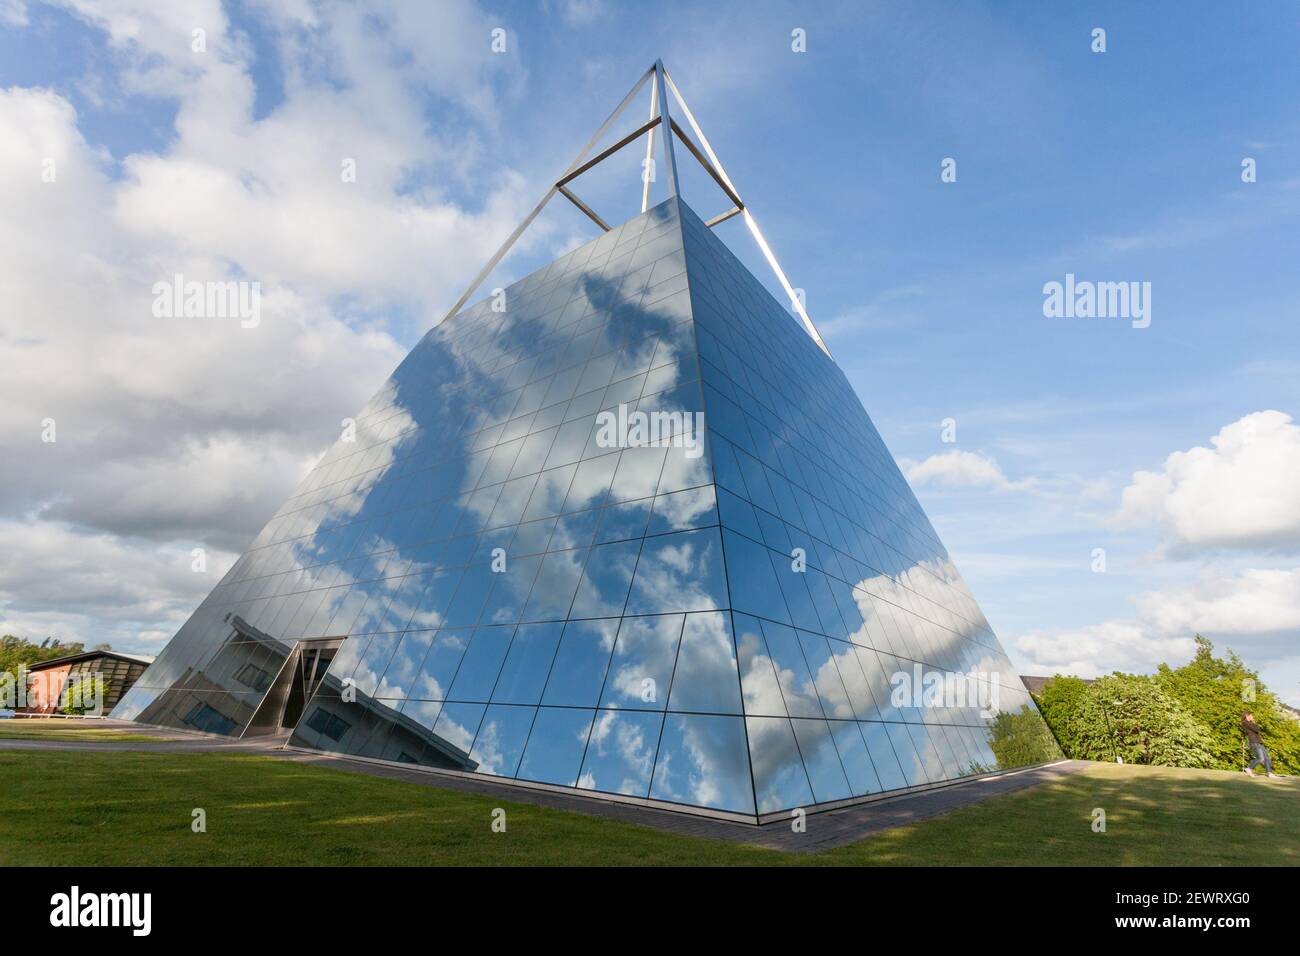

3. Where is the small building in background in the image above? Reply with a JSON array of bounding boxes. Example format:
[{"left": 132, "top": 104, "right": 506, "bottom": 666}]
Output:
[{"left": 22, "top": 650, "right": 155, "bottom": 716}]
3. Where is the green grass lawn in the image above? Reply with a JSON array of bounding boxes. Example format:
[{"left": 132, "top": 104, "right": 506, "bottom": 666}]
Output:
[
  {"left": 0, "top": 720, "right": 168, "bottom": 742},
  {"left": 0, "top": 745, "right": 1294, "bottom": 865}
]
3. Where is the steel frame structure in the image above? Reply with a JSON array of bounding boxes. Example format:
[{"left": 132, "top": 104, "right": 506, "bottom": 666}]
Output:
[{"left": 442, "top": 60, "right": 832, "bottom": 358}]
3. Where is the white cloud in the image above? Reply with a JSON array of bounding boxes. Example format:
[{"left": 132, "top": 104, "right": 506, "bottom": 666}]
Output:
[
  {"left": 900, "top": 449, "right": 1030, "bottom": 490},
  {"left": 1015, "top": 619, "right": 1193, "bottom": 680},
  {"left": 0, "top": 520, "right": 231, "bottom": 646},
  {"left": 0, "top": 2, "right": 541, "bottom": 652},
  {"left": 1, "top": 0, "right": 27, "bottom": 26},
  {"left": 1013, "top": 565, "right": 1300, "bottom": 703},
  {"left": 1134, "top": 567, "right": 1300, "bottom": 636},
  {"left": 1112, "top": 410, "right": 1300, "bottom": 554}
]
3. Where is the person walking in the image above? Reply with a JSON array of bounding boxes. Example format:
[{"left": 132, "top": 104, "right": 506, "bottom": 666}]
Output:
[{"left": 1241, "top": 711, "right": 1282, "bottom": 779}]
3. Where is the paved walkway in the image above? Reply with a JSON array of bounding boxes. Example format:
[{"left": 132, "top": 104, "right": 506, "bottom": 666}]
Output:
[{"left": 1, "top": 723, "right": 1088, "bottom": 852}]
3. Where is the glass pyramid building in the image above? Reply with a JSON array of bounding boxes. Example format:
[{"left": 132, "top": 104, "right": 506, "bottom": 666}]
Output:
[{"left": 114, "top": 65, "right": 1060, "bottom": 822}]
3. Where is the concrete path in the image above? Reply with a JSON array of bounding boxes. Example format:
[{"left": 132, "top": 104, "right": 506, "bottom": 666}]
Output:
[{"left": 0, "top": 723, "right": 1088, "bottom": 852}]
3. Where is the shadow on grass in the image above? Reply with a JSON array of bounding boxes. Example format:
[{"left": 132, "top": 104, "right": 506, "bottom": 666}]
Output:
[
  {"left": 0, "top": 752, "right": 1293, "bottom": 866},
  {"left": 821, "top": 762, "right": 1297, "bottom": 867}
]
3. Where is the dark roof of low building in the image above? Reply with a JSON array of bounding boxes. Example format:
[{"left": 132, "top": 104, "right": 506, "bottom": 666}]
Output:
[{"left": 25, "top": 649, "right": 155, "bottom": 671}]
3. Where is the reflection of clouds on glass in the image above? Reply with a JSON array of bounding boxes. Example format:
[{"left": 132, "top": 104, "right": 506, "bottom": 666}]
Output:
[
  {"left": 432, "top": 703, "right": 482, "bottom": 754},
  {"left": 650, "top": 714, "right": 754, "bottom": 814},
  {"left": 908, "top": 725, "right": 950, "bottom": 783},
  {"left": 469, "top": 715, "right": 507, "bottom": 774},
  {"left": 601, "top": 614, "right": 683, "bottom": 709},
  {"left": 759, "top": 623, "right": 821, "bottom": 718},
  {"left": 800, "top": 635, "right": 855, "bottom": 719},
  {"left": 578, "top": 709, "right": 659, "bottom": 795},
  {"left": 744, "top": 715, "right": 812, "bottom": 813},
  {"left": 649, "top": 485, "right": 714, "bottom": 532},
  {"left": 666, "top": 612, "right": 741, "bottom": 714},
  {"left": 400, "top": 698, "right": 442, "bottom": 731},
  {"left": 521, "top": 547, "right": 587, "bottom": 620},
  {"left": 736, "top": 621, "right": 788, "bottom": 717},
  {"left": 372, "top": 630, "right": 431, "bottom": 701},
  {"left": 467, "top": 705, "right": 533, "bottom": 778},
  {"left": 827, "top": 641, "right": 880, "bottom": 720},
  {"left": 410, "top": 630, "right": 468, "bottom": 701},
  {"left": 626, "top": 528, "right": 726, "bottom": 614}
]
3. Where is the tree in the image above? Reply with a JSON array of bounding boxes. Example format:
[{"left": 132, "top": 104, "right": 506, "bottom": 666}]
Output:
[
  {"left": 1073, "top": 674, "right": 1218, "bottom": 767},
  {"left": 1034, "top": 675, "right": 1091, "bottom": 755},
  {"left": 1037, "top": 672, "right": 1218, "bottom": 768},
  {"left": 987, "top": 704, "right": 1063, "bottom": 770},
  {"left": 1155, "top": 636, "right": 1300, "bottom": 775},
  {"left": 0, "top": 635, "right": 84, "bottom": 676},
  {"left": 1031, "top": 640, "right": 1298, "bottom": 773}
]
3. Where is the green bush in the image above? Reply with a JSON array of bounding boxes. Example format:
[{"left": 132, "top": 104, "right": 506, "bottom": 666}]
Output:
[{"left": 1033, "top": 637, "right": 1298, "bottom": 773}]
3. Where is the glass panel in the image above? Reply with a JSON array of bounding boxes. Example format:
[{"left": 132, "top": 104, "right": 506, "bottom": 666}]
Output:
[
  {"left": 721, "top": 530, "right": 789, "bottom": 623},
  {"left": 540, "top": 619, "right": 617, "bottom": 707},
  {"left": 490, "top": 621, "right": 563, "bottom": 705},
  {"left": 577, "top": 709, "right": 663, "bottom": 797},
  {"left": 640, "top": 527, "right": 728, "bottom": 615},
  {"left": 374, "top": 629, "right": 432, "bottom": 700},
  {"left": 790, "top": 718, "right": 853, "bottom": 803},
  {"left": 797, "top": 631, "right": 856, "bottom": 720},
  {"left": 431, "top": 702, "right": 485, "bottom": 760},
  {"left": 829, "top": 721, "right": 881, "bottom": 796},
  {"left": 886, "top": 721, "right": 928, "bottom": 787},
  {"left": 446, "top": 626, "right": 514, "bottom": 702},
  {"left": 517, "top": 707, "right": 594, "bottom": 787},
  {"left": 758, "top": 621, "right": 822, "bottom": 718},
  {"left": 907, "top": 723, "right": 948, "bottom": 783},
  {"left": 409, "top": 629, "right": 472, "bottom": 700},
  {"left": 666, "top": 611, "right": 742, "bottom": 715},
  {"left": 570, "top": 538, "right": 640, "bottom": 618},
  {"left": 598, "top": 614, "right": 684, "bottom": 711},
  {"left": 861, "top": 721, "right": 909, "bottom": 792},
  {"left": 650, "top": 714, "right": 755, "bottom": 815},
  {"left": 521, "top": 548, "right": 587, "bottom": 621},
  {"left": 734, "top": 613, "right": 787, "bottom": 718},
  {"left": 468, "top": 704, "right": 535, "bottom": 777},
  {"left": 745, "top": 715, "right": 814, "bottom": 813}
]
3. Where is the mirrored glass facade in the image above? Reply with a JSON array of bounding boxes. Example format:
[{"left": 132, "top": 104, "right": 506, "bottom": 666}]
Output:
[{"left": 113, "top": 197, "right": 1060, "bottom": 821}]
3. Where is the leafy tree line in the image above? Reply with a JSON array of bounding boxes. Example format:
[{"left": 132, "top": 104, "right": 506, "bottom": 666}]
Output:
[{"left": 1032, "top": 637, "right": 1299, "bottom": 774}]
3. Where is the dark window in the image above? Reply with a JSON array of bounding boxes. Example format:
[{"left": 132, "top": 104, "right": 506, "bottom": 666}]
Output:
[
  {"left": 182, "top": 700, "right": 237, "bottom": 736},
  {"left": 305, "top": 708, "right": 350, "bottom": 742},
  {"left": 234, "top": 662, "right": 273, "bottom": 692}
]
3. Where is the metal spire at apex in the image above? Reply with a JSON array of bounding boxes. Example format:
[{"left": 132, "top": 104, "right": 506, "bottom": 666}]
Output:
[{"left": 442, "top": 60, "right": 833, "bottom": 359}]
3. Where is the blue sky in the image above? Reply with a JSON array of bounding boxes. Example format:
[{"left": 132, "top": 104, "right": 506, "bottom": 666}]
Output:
[{"left": 2, "top": 0, "right": 1298, "bottom": 704}]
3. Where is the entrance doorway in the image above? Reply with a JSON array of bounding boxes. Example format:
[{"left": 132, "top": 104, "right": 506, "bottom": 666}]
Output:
[
  {"left": 243, "top": 638, "right": 342, "bottom": 737},
  {"left": 280, "top": 640, "right": 338, "bottom": 729}
]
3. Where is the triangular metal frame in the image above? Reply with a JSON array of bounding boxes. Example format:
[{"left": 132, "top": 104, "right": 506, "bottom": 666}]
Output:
[{"left": 443, "top": 60, "right": 831, "bottom": 358}]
